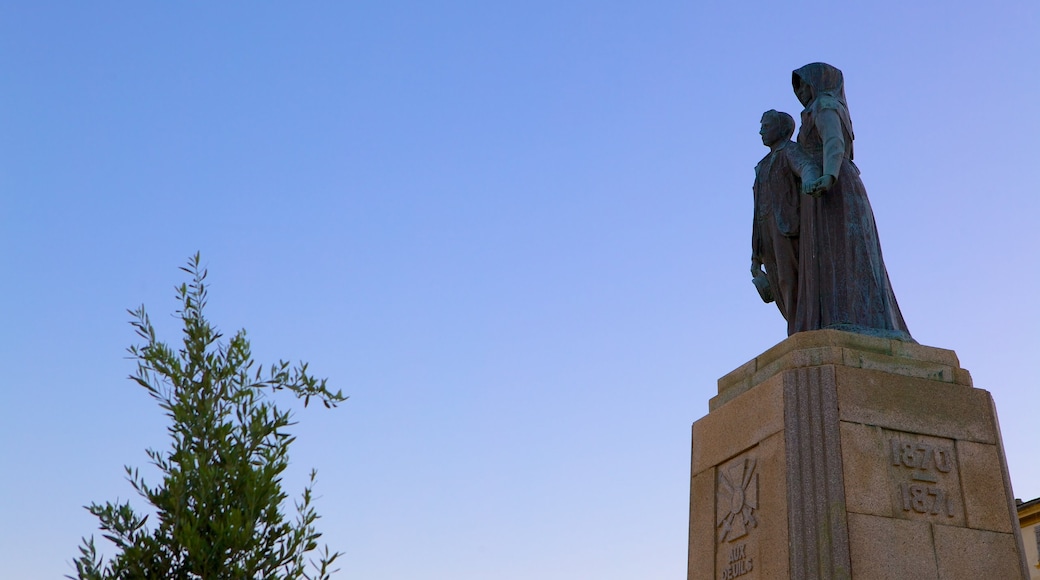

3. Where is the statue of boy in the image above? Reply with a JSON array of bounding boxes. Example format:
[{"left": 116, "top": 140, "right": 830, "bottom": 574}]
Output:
[{"left": 751, "top": 109, "right": 820, "bottom": 335}]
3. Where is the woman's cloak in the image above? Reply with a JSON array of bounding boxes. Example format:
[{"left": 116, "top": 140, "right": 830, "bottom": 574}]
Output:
[{"left": 791, "top": 63, "right": 913, "bottom": 341}]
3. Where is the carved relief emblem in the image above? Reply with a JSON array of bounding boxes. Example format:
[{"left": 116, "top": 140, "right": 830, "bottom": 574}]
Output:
[{"left": 717, "top": 457, "right": 759, "bottom": 543}]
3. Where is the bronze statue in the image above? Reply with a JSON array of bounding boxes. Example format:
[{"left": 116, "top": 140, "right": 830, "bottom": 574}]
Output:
[
  {"left": 751, "top": 110, "right": 818, "bottom": 336},
  {"left": 751, "top": 64, "right": 913, "bottom": 342}
]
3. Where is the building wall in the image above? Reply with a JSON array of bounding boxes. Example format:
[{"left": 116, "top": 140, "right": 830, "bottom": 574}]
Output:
[{"left": 1018, "top": 498, "right": 1040, "bottom": 580}]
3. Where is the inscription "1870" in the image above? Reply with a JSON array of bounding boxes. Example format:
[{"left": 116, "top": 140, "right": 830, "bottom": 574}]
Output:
[
  {"left": 889, "top": 439, "right": 956, "bottom": 517},
  {"left": 890, "top": 439, "right": 953, "bottom": 473}
]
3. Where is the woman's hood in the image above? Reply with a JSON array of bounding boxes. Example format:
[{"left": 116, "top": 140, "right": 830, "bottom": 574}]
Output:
[
  {"left": 793, "top": 62, "right": 856, "bottom": 157},
  {"left": 793, "top": 62, "right": 847, "bottom": 105}
]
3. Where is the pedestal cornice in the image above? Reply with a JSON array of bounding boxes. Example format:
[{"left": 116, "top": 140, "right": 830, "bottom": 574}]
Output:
[{"left": 711, "top": 329, "right": 972, "bottom": 411}]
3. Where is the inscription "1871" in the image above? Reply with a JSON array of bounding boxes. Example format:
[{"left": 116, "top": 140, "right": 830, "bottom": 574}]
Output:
[{"left": 889, "top": 439, "right": 956, "bottom": 517}]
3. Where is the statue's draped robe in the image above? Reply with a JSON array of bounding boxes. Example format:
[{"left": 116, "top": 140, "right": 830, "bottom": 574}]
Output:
[
  {"left": 792, "top": 63, "right": 913, "bottom": 341},
  {"left": 753, "top": 140, "right": 818, "bottom": 335}
]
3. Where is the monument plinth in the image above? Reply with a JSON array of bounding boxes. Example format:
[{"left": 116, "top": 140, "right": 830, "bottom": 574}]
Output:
[{"left": 688, "top": 329, "right": 1029, "bottom": 580}]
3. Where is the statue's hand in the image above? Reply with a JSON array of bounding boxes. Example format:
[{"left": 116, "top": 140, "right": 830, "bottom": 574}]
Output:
[{"left": 808, "top": 175, "right": 836, "bottom": 197}]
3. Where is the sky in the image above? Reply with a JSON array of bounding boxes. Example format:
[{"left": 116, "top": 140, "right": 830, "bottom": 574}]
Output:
[{"left": 1, "top": 1, "right": 1038, "bottom": 578}]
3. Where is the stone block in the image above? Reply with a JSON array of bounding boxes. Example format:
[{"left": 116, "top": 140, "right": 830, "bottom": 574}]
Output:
[
  {"left": 956, "top": 440, "right": 1014, "bottom": 533},
  {"left": 752, "top": 433, "right": 788, "bottom": 580},
  {"left": 716, "top": 358, "right": 755, "bottom": 397},
  {"left": 847, "top": 513, "right": 938, "bottom": 580},
  {"left": 834, "top": 366, "right": 997, "bottom": 443},
  {"left": 839, "top": 422, "right": 893, "bottom": 517},
  {"left": 841, "top": 348, "right": 956, "bottom": 383},
  {"left": 952, "top": 367, "right": 973, "bottom": 387},
  {"left": 692, "top": 373, "right": 784, "bottom": 476},
  {"left": 750, "top": 346, "right": 844, "bottom": 391},
  {"left": 709, "top": 381, "right": 747, "bottom": 411},
  {"left": 714, "top": 451, "right": 761, "bottom": 578},
  {"left": 688, "top": 467, "right": 715, "bottom": 580},
  {"left": 933, "top": 525, "right": 1026, "bottom": 580},
  {"left": 889, "top": 339, "right": 960, "bottom": 367},
  {"left": 759, "top": 328, "right": 891, "bottom": 365},
  {"left": 713, "top": 329, "right": 969, "bottom": 410},
  {"left": 713, "top": 346, "right": 847, "bottom": 410},
  {"left": 884, "top": 431, "right": 965, "bottom": 528},
  {"left": 706, "top": 433, "right": 789, "bottom": 580}
]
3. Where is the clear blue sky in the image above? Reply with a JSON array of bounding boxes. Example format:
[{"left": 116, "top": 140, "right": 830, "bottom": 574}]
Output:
[{"left": 2, "top": 2, "right": 1037, "bottom": 578}]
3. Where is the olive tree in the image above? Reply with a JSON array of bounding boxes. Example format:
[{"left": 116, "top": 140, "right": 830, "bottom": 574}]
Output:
[{"left": 70, "top": 254, "right": 345, "bottom": 579}]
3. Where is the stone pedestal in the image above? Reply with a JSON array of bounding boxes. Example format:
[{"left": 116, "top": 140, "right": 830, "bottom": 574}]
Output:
[{"left": 688, "top": 330, "right": 1029, "bottom": 580}]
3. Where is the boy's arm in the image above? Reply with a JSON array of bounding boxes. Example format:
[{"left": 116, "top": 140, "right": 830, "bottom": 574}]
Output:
[
  {"left": 784, "top": 142, "right": 821, "bottom": 194},
  {"left": 751, "top": 184, "right": 763, "bottom": 274}
]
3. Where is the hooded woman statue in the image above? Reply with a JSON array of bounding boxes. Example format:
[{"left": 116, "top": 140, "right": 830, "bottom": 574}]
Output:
[{"left": 791, "top": 62, "right": 913, "bottom": 341}]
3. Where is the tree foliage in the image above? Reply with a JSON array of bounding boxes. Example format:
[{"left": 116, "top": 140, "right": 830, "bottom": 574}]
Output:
[{"left": 71, "top": 254, "right": 346, "bottom": 580}]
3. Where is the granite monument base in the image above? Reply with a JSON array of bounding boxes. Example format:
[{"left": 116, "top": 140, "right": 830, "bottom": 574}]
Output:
[{"left": 688, "top": 330, "right": 1029, "bottom": 580}]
